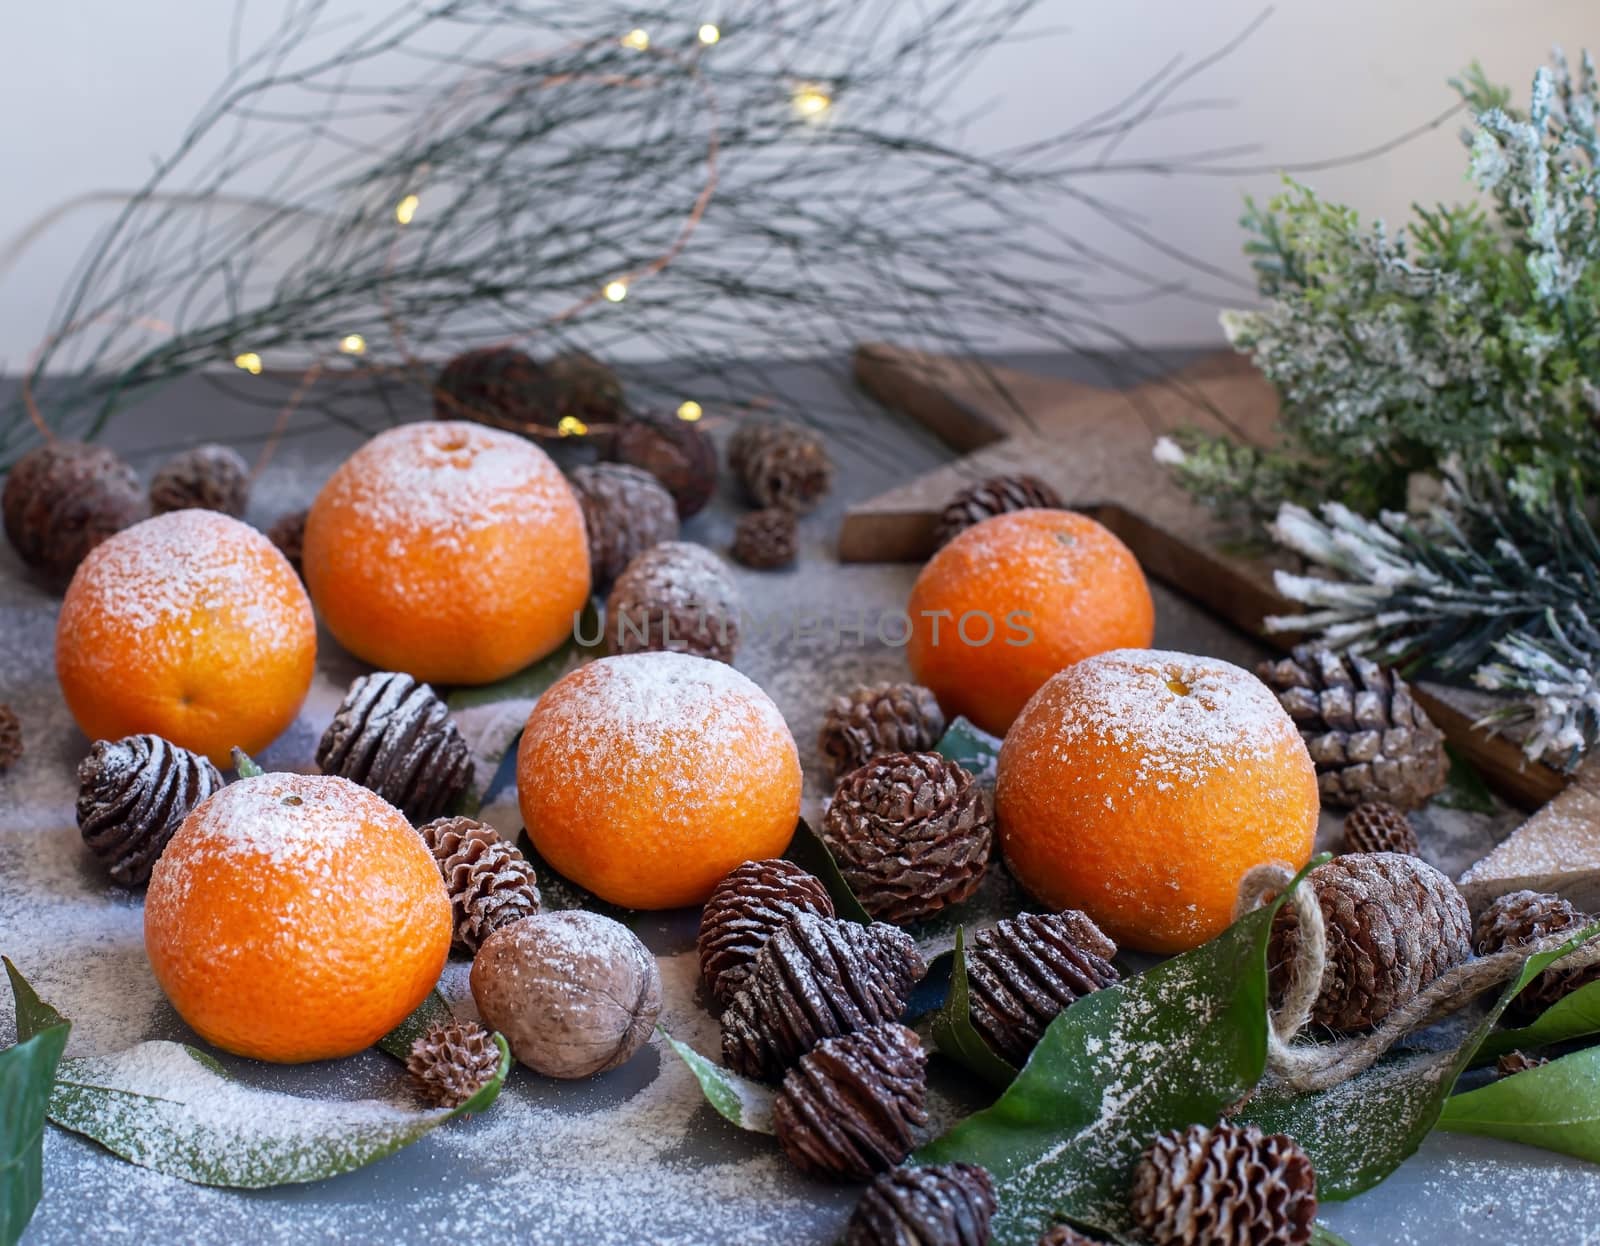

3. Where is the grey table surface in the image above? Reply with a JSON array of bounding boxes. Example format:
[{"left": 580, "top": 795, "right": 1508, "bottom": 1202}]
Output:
[{"left": 3, "top": 359, "right": 1598, "bottom": 1245}]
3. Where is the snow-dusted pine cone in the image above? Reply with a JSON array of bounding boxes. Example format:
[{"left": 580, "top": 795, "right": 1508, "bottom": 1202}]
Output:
[
  {"left": 569, "top": 462, "right": 680, "bottom": 586},
  {"left": 1271, "top": 852, "right": 1471, "bottom": 1030},
  {"left": 2, "top": 440, "right": 144, "bottom": 579},
  {"left": 266, "top": 509, "right": 307, "bottom": 577},
  {"left": 844, "top": 1163, "right": 997, "bottom": 1246},
  {"left": 1341, "top": 801, "right": 1419, "bottom": 856},
  {"left": 76, "top": 734, "right": 226, "bottom": 886},
  {"left": 697, "top": 859, "right": 836, "bottom": 1007},
  {"left": 727, "top": 419, "right": 833, "bottom": 513},
  {"left": 1131, "top": 1122, "right": 1316, "bottom": 1246},
  {"left": 316, "top": 671, "right": 474, "bottom": 823},
  {"left": 822, "top": 752, "right": 993, "bottom": 924},
  {"left": 0, "top": 704, "right": 20, "bottom": 770},
  {"left": 730, "top": 507, "right": 797, "bottom": 569},
  {"left": 1256, "top": 646, "right": 1448, "bottom": 810},
  {"left": 966, "top": 911, "right": 1120, "bottom": 1066},
  {"left": 818, "top": 683, "right": 946, "bottom": 783},
  {"left": 434, "top": 345, "right": 561, "bottom": 433},
  {"left": 773, "top": 1022, "right": 928, "bottom": 1181},
  {"left": 933, "top": 473, "right": 1064, "bottom": 547},
  {"left": 720, "top": 912, "right": 926, "bottom": 1081},
  {"left": 1474, "top": 890, "right": 1600, "bottom": 1016},
  {"left": 605, "top": 540, "right": 741, "bottom": 664},
  {"left": 606, "top": 411, "right": 718, "bottom": 518},
  {"left": 420, "top": 816, "right": 541, "bottom": 952},
  {"left": 148, "top": 444, "right": 250, "bottom": 517},
  {"left": 406, "top": 1018, "right": 501, "bottom": 1108}
]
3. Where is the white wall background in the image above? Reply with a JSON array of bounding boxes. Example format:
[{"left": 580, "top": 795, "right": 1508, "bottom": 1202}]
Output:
[{"left": 0, "top": 0, "right": 1596, "bottom": 368}]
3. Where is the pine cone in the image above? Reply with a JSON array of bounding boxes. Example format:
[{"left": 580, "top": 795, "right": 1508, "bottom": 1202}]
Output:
[
  {"left": 0, "top": 704, "right": 20, "bottom": 770},
  {"left": 1341, "top": 801, "right": 1419, "bottom": 856},
  {"left": 727, "top": 419, "right": 833, "bottom": 513},
  {"left": 434, "top": 346, "right": 563, "bottom": 434},
  {"left": 148, "top": 444, "right": 250, "bottom": 517},
  {"left": 844, "top": 1163, "right": 997, "bottom": 1246},
  {"left": 1271, "top": 852, "right": 1472, "bottom": 1030},
  {"left": 76, "top": 734, "right": 226, "bottom": 886},
  {"left": 1496, "top": 1050, "right": 1548, "bottom": 1077},
  {"left": 822, "top": 752, "right": 993, "bottom": 925},
  {"left": 818, "top": 683, "right": 946, "bottom": 783},
  {"left": 966, "top": 911, "right": 1120, "bottom": 1066},
  {"left": 1038, "top": 1226, "right": 1102, "bottom": 1246},
  {"left": 266, "top": 509, "right": 307, "bottom": 577},
  {"left": 1473, "top": 890, "right": 1600, "bottom": 1016},
  {"left": 607, "top": 412, "right": 717, "bottom": 518},
  {"left": 1256, "top": 647, "right": 1447, "bottom": 810},
  {"left": 406, "top": 1018, "right": 501, "bottom": 1108},
  {"left": 545, "top": 351, "right": 626, "bottom": 426},
  {"left": 316, "top": 671, "right": 474, "bottom": 823},
  {"left": 420, "top": 816, "right": 541, "bottom": 952},
  {"left": 606, "top": 541, "right": 741, "bottom": 664},
  {"left": 934, "top": 474, "right": 1064, "bottom": 548},
  {"left": 570, "top": 463, "right": 680, "bottom": 586},
  {"left": 2, "top": 441, "right": 144, "bottom": 580},
  {"left": 731, "top": 508, "right": 797, "bottom": 569},
  {"left": 697, "top": 859, "right": 836, "bottom": 1006},
  {"left": 773, "top": 1023, "right": 928, "bottom": 1181},
  {"left": 1131, "top": 1122, "right": 1317, "bottom": 1246},
  {"left": 720, "top": 912, "right": 926, "bottom": 1081}
]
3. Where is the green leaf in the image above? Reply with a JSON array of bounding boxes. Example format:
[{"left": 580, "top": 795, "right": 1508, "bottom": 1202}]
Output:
[
  {"left": 375, "top": 990, "right": 454, "bottom": 1062},
  {"left": 915, "top": 863, "right": 1313, "bottom": 1243},
  {"left": 659, "top": 1030, "right": 775, "bottom": 1135},
  {"left": 1311, "top": 1226, "right": 1353, "bottom": 1246},
  {"left": 46, "top": 1033, "right": 510, "bottom": 1188},
  {"left": 783, "top": 818, "right": 872, "bottom": 925},
  {"left": 1476, "top": 975, "right": 1600, "bottom": 1063},
  {"left": 1433, "top": 744, "right": 1497, "bottom": 813},
  {"left": 1439, "top": 1044, "right": 1600, "bottom": 1161},
  {"left": 2, "top": 961, "right": 70, "bottom": 1246},
  {"left": 230, "top": 748, "right": 264, "bottom": 779},
  {"left": 934, "top": 716, "right": 1003, "bottom": 781},
  {"left": 931, "top": 929, "right": 1018, "bottom": 1089},
  {"left": 447, "top": 600, "right": 598, "bottom": 711}
]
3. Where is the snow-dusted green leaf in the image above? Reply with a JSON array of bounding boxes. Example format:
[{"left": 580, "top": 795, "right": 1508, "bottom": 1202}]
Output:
[
  {"left": 230, "top": 748, "right": 264, "bottom": 779},
  {"left": 660, "top": 1031, "right": 775, "bottom": 1135},
  {"left": 375, "top": 990, "right": 454, "bottom": 1062},
  {"left": 3, "top": 960, "right": 69, "bottom": 1246},
  {"left": 784, "top": 818, "right": 872, "bottom": 925},
  {"left": 1439, "top": 1045, "right": 1600, "bottom": 1161},
  {"left": 935, "top": 716, "right": 1002, "bottom": 783},
  {"left": 1478, "top": 978, "right": 1600, "bottom": 1063},
  {"left": 931, "top": 929, "right": 1018, "bottom": 1089},
  {"left": 1311, "top": 1225, "right": 1353, "bottom": 1246}
]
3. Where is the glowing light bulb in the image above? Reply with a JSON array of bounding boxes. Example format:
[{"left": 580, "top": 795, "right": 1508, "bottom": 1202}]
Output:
[
  {"left": 621, "top": 28, "right": 650, "bottom": 51},
  {"left": 698, "top": 24, "right": 721, "bottom": 45},
  {"left": 558, "top": 415, "right": 589, "bottom": 437},
  {"left": 234, "top": 352, "right": 263, "bottom": 375},
  {"left": 395, "top": 194, "right": 420, "bottom": 225},
  {"left": 676, "top": 400, "right": 704, "bottom": 422},
  {"left": 339, "top": 333, "right": 367, "bottom": 355},
  {"left": 792, "top": 83, "right": 833, "bottom": 119},
  {"left": 603, "top": 280, "right": 629, "bottom": 303}
]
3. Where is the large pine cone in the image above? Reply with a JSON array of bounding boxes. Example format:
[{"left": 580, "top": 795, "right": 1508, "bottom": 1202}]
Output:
[
  {"left": 406, "top": 1019, "right": 501, "bottom": 1108},
  {"left": 697, "top": 859, "right": 836, "bottom": 1007},
  {"left": 730, "top": 508, "right": 798, "bottom": 570},
  {"left": 966, "top": 911, "right": 1120, "bottom": 1066},
  {"left": 420, "top": 816, "right": 541, "bottom": 952},
  {"left": 316, "top": 671, "right": 474, "bottom": 823},
  {"left": 2, "top": 441, "right": 144, "bottom": 579},
  {"left": 434, "top": 346, "right": 562, "bottom": 433},
  {"left": 77, "top": 734, "right": 226, "bottom": 886},
  {"left": 844, "top": 1163, "right": 997, "bottom": 1246},
  {"left": 1131, "top": 1122, "right": 1317, "bottom": 1246},
  {"left": 1256, "top": 647, "right": 1447, "bottom": 810},
  {"left": 818, "top": 683, "right": 946, "bottom": 783},
  {"left": 1474, "top": 890, "right": 1600, "bottom": 1016},
  {"left": 720, "top": 913, "right": 926, "bottom": 1081},
  {"left": 0, "top": 704, "right": 20, "bottom": 770},
  {"left": 727, "top": 419, "right": 833, "bottom": 513},
  {"left": 1271, "top": 852, "right": 1471, "bottom": 1030},
  {"left": 773, "top": 1023, "right": 928, "bottom": 1181},
  {"left": 822, "top": 752, "right": 993, "bottom": 924},
  {"left": 606, "top": 541, "right": 741, "bottom": 664},
  {"left": 569, "top": 462, "right": 679, "bottom": 587},
  {"left": 607, "top": 412, "right": 717, "bottom": 519},
  {"left": 148, "top": 444, "right": 250, "bottom": 518},
  {"left": 1341, "top": 801, "right": 1419, "bottom": 857},
  {"left": 934, "top": 474, "right": 1064, "bottom": 548}
]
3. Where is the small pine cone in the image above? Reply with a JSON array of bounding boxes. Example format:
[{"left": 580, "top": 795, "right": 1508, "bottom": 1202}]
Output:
[
  {"left": 569, "top": 462, "right": 680, "bottom": 587},
  {"left": 2, "top": 441, "right": 144, "bottom": 580},
  {"left": 844, "top": 1163, "right": 997, "bottom": 1246},
  {"left": 606, "top": 541, "right": 741, "bottom": 664},
  {"left": 720, "top": 912, "right": 927, "bottom": 1081},
  {"left": 1131, "top": 1122, "right": 1317, "bottom": 1246},
  {"left": 1473, "top": 890, "right": 1600, "bottom": 1016},
  {"left": 148, "top": 444, "right": 250, "bottom": 518},
  {"left": 0, "top": 704, "right": 20, "bottom": 770},
  {"left": 406, "top": 1018, "right": 500, "bottom": 1108},
  {"left": 545, "top": 351, "right": 627, "bottom": 426},
  {"left": 1496, "top": 1050, "right": 1549, "bottom": 1077},
  {"left": 822, "top": 752, "right": 993, "bottom": 925},
  {"left": 76, "top": 734, "right": 226, "bottom": 886},
  {"left": 1256, "top": 646, "right": 1448, "bottom": 810},
  {"left": 266, "top": 509, "right": 307, "bottom": 577},
  {"left": 934, "top": 474, "right": 1064, "bottom": 547},
  {"left": 316, "top": 671, "right": 474, "bottom": 823},
  {"left": 697, "top": 859, "right": 836, "bottom": 1006},
  {"left": 420, "top": 817, "right": 541, "bottom": 952},
  {"left": 966, "top": 911, "right": 1120, "bottom": 1066},
  {"left": 607, "top": 412, "right": 717, "bottom": 518},
  {"left": 730, "top": 508, "right": 797, "bottom": 570},
  {"left": 773, "top": 1023, "right": 928, "bottom": 1181},
  {"left": 1271, "top": 852, "right": 1472, "bottom": 1031},
  {"left": 818, "top": 683, "right": 946, "bottom": 783},
  {"left": 727, "top": 419, "right": 833, "bottom": 513},
  {"left": 434, "top": 346, "right": 562, "bottom": 433},
  {"left": 1341, "top": 801, "right": 1420, "bottom": 857}
]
